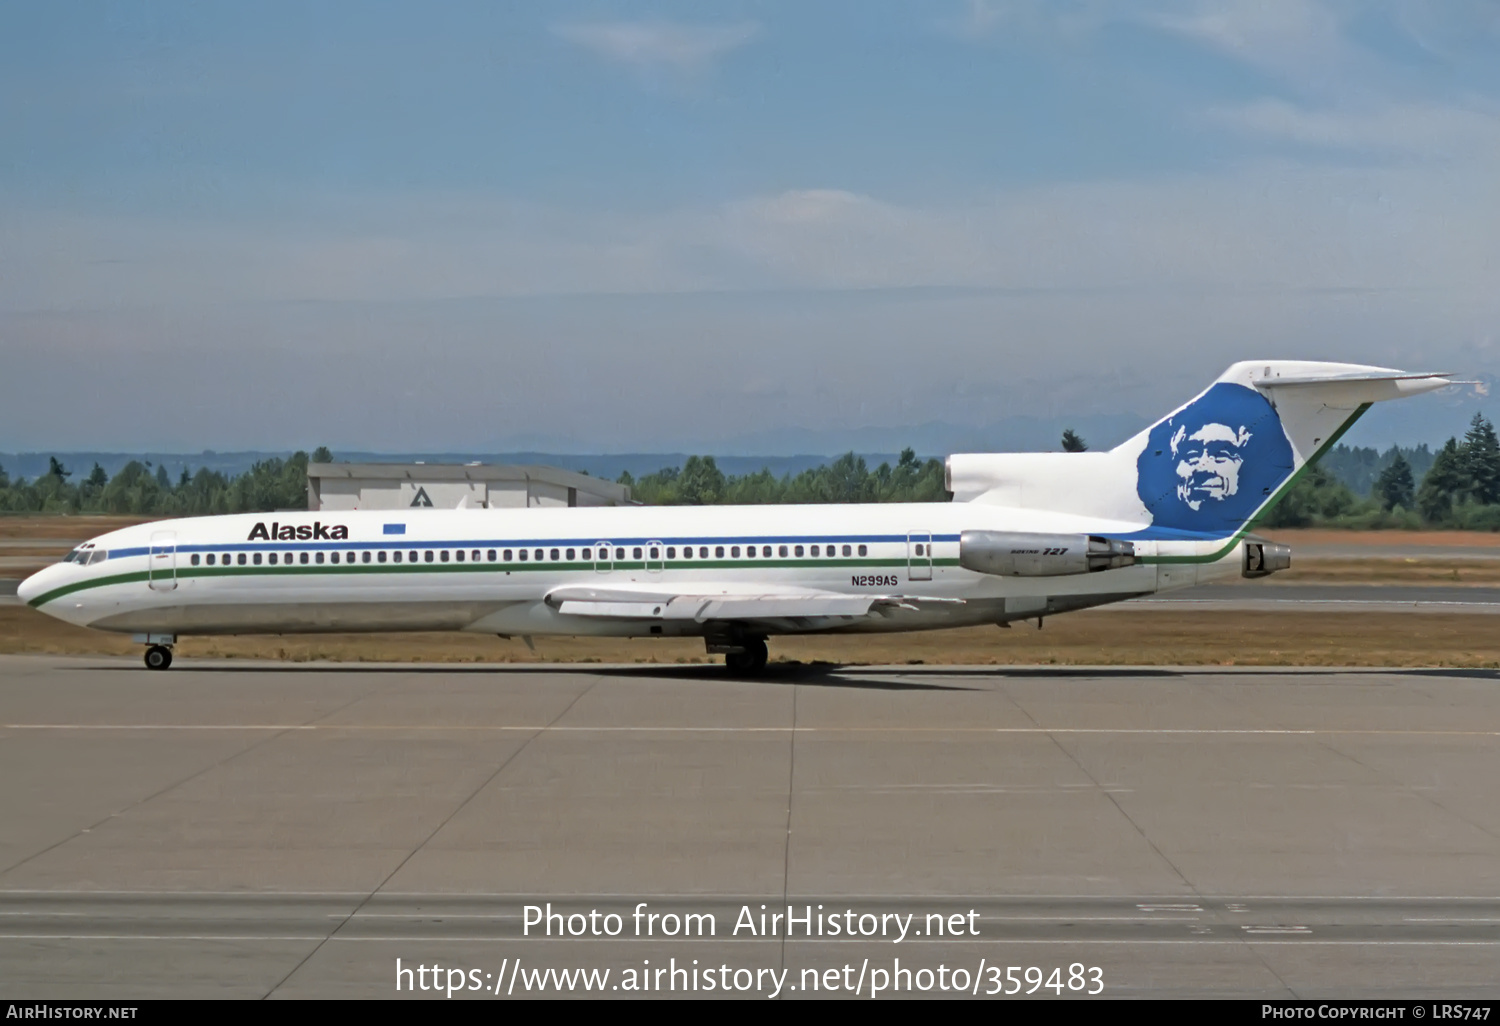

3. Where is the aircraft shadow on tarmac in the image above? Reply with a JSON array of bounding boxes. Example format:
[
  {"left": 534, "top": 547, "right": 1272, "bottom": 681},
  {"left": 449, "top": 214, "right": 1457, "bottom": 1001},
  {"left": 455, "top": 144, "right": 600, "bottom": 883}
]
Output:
[
  {"left": 1399, "top": 667, "right": 1500, "bottom": 681},
  {"left": 81, "top": 660, "right": 984, "bottom": 691},
  {"left": 78, "top": 659, "right": 1449, "bottom": 687}
]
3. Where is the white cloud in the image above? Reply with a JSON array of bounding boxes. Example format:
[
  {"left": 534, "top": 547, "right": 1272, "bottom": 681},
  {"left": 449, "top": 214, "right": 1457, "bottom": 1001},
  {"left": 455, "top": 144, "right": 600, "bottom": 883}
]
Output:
[
  {"left": 1210, "top": 99, "right": 1500, "bottom": 158},
  {"left": 6, "top": 152, "right": 1498, "bottom": 308},
  {"left": 6, "top": 165, "right": 1500, "bottom": 450},
  {"left": 552, "top": 21, "right": 760, "bottom": 73}
]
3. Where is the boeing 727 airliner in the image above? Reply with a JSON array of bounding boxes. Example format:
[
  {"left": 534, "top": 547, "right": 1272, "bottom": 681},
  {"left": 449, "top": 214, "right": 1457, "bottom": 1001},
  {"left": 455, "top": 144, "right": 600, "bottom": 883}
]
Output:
[{"left": 19, "top": 361, "right": 1450, "bottom": 671}]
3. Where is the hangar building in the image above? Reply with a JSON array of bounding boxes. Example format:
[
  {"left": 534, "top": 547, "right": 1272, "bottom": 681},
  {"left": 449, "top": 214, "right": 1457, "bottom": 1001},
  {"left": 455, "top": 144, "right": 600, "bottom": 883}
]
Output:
[{"left": 306, "top": 463, "right": 631, "bottom": 511}]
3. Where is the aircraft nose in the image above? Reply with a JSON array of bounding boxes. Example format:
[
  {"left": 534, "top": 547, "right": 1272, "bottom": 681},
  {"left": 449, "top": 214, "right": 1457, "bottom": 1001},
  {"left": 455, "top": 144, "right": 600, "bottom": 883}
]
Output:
[{"left": 16, "top": 567, "right": 52, "bottom": 607}]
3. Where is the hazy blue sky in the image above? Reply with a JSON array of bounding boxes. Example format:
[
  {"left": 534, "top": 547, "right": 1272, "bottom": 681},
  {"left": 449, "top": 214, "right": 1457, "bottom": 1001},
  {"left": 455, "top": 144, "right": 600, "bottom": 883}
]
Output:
[{"left": 3, "top": 1, "right": 1498, "bottom": 453}]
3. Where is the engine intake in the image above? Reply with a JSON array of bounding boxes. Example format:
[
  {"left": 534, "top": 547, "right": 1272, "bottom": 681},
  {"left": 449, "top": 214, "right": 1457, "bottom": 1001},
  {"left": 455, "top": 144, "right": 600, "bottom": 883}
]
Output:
[
  {"left": 959, "top": 531, "right": 1136, "bottom": 577},
  {"left": 1243, "top": 538, "right": 1292, "bottom": 578}
]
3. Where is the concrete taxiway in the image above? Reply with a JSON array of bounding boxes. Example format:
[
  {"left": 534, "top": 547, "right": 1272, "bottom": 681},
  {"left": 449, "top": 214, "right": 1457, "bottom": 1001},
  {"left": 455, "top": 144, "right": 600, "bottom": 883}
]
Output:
[{"left": 2, "top": 656, "right": 1500, "bottom": 999}]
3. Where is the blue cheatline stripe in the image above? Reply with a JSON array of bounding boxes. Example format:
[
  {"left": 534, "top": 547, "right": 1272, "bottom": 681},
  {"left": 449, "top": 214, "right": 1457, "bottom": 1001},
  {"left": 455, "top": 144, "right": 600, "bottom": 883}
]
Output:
[{"left": 103, "top": 533, "right": 965, "bottom": 561}]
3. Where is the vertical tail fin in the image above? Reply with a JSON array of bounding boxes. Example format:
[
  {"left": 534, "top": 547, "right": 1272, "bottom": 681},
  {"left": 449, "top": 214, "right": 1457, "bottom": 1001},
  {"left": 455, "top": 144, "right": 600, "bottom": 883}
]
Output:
[{"left": 1119, "top": 361, "right": 1450, "bottom": 534}]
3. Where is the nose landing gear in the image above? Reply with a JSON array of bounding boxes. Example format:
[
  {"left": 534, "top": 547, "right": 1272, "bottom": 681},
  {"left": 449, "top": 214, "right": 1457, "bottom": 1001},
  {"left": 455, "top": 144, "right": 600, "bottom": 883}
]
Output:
[{"left": 144, "top": 645, "right": 173, "bottom": 670}]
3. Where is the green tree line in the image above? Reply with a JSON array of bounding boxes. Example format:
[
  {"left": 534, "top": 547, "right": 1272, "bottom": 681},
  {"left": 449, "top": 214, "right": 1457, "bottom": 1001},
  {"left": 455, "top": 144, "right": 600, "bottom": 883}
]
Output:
[
  {"left": 0, "top": 449, "right": 328, "bottom": 515},
  {"left": 1257, "top": 414, "right": 1500, "bottom": 529},
  {"left": 8, "top": 418, "right": 1500, "bottom": 528},
  {"left": 619, "top": 449, "right": 949, "bottom": 505}
]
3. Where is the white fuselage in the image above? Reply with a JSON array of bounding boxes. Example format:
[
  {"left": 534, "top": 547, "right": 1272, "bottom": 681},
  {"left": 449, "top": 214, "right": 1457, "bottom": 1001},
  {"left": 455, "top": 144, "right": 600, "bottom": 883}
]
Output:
[{"left": 19, "top": 502, "right": 1243, "bottom": 641}]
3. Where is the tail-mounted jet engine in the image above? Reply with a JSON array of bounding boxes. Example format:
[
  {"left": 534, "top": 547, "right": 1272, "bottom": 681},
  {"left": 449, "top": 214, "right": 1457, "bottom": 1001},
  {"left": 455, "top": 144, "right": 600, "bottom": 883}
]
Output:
[
  {"left": 959, "top": 531, "right": 1136, "bottom": 577},
  {"left": 1242, "top": 538, "right": 1292, "bottom": 578}
]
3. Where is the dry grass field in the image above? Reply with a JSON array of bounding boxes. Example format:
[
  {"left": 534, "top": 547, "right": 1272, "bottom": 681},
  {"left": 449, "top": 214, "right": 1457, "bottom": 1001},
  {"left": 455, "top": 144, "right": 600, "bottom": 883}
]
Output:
[{"left": 3, "top": 604, "right": 1497, "bottom": 668}]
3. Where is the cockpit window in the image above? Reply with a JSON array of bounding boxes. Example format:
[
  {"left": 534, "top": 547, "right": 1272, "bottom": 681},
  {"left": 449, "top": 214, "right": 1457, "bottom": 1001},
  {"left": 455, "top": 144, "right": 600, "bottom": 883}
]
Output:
[
  {"left": 61, "top": 548, "right": 83, "bottom": 564},
  {"left": 87, "top": 549, "right": 108, "bottom": 565}
]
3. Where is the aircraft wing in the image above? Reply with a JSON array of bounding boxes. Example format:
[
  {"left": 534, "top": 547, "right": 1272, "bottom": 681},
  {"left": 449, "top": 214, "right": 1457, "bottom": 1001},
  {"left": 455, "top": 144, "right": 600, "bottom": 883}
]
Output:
[{"left": 545, "top": 584, "right": 963, "bottom": 628}]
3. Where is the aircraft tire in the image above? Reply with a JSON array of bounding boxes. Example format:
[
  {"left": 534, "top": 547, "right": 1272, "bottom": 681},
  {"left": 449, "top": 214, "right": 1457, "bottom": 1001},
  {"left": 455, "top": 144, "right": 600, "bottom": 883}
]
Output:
[
  {"left": 745, "top": 638, "right": 769, "bottom": 673},
  {"left": 724, "top": 638, "right": 770, "bottom": 674},
  {"left": 144, "top": 645, "right": 173, "bottom": 671}
]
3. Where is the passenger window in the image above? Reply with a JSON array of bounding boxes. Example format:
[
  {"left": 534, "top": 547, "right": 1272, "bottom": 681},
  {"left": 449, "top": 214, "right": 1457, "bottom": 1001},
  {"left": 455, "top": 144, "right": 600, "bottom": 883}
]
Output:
[
  {"left": 700, "top": 547, "right": 709, "bottom": 558},
  {"left": 505, "top": 550, "right": 514, "bottom": 562},
  {"left": 191, "top": 554, "right": 201, "bottom": 566},
  {"left": 858, "top": 544, "right": 868, "bottom": 556},
  {"left": 378, "top": 551, "right": 387, "bottom": 563},
  {"left": 580, "top": 548, "right": 590, "bottom": 561},
  {"left": 551, "top": 549, "right": 560, "bottom": 561},
  {"left": 914, "top": 543, "right": 924, "bottom": 556},
  {"left": 299, "top": 552, "right": 309, "bottom": 565},
  {"left": 519, "top": 550, "right": 528, "bottom": 561},
  {"left": 393, "top": 551, "right": 403, "bottom": 563},
  {"left": 455, "top": 550, "right": 465, "bottom": 562},
  {"left": 330, "top": 552, "right": 339, "bottom": 564},
  {"left": 409, "top": 551, "right": 418, "bottom": 562},
  {"left": 566, "top": 548, "right": 576, "bottom": 560},
  {"left": 649, "top": 547, "right": 659, "bottom": 559},
  {"left": 206, "top": 554, "right": 215, "bottom": 566},
  {"left": 632, "top": 547, "right": 642, "bottom": 559},
  {"left": 488, "top": 550, "right": 497, "bottom": 562},
  {"left": 315, "top": 552, "right": 325, "bottom": 564},
  {"left": 731, "top": 546, "right": 741, "bottom": 558},
  {"left": 285, "top": 553, "right": 292, "bottom": 564},
  {"left": 268, "top": 553, "right": 278, "bottom": 565},
  {"left": 809, "top": 545, "right": 818, "bottom": 557},
  {"left": 779, "top": 545, "right": 788, "bottom": 557},
  {"left": 842, "top": 545, "right": 851, "bottom": 557},
  {"left": 440, "top": 550, "right": 450, "bottom": 562},
  {"left": 360, "top": 551, "right": 369, "bottom": 564},
  {"left": 424, "top": 550, "right": 435, "bottom": 563},
  {"left": 667, "top": 547, "right": 676, "bottom": 559},
  {"left": 238, "top": 553, "right": 247, "bottom": 566},
  {"left": 535, "top": 549, "right": 544, "bottom": 561},
  {"left": 715, "top": 546, "right": 724, "bottom": 558},
  {"left": 794, "top": 545, "right": 804, "bottom": 557},
  {"left": 346, "top": 551, "right": 354, "bottom": 563},
  {"left": 472, "top": 550, "right": 480, "bottom": 562},
  {"left": 762, "top": 546, "right": 772, "bottom": 557}
]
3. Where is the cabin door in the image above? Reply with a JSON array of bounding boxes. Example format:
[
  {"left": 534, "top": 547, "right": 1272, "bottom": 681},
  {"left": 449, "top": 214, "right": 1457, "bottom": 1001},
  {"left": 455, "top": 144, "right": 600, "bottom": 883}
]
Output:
[
  {"left": 645, "top": 541, "right": 665, "bottom": 573},
  {"left": 148, "top": 531, "right": 178, "bottom": 591},
  {"left": 907, "top": 531, "right": 933, "bottom": 581},
  {"left": 593, "top": 541, "right": 613, "bottom": 574}
]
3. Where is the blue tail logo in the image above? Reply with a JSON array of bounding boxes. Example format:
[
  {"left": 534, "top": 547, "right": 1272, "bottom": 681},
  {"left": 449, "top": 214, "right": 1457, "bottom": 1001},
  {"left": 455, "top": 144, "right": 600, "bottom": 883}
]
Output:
[{"left": 1136, "top": 383, "right": 1294, "bottom": 533}]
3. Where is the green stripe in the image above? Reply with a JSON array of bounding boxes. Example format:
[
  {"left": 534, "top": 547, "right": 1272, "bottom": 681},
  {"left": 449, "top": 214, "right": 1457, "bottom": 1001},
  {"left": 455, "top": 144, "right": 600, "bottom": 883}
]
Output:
[
  {"left": 28, "top": 557, "right": 963, "bottom": 609},
  {"left": 1138, "top": 402, "right": 1372, "bottom": 565},
  {"left": 29, "top": 570, "right": 150, "bottom": 607}
]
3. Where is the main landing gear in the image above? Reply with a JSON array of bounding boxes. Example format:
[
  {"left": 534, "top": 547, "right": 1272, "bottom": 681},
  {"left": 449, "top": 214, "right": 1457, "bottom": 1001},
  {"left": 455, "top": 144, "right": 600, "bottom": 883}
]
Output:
[
  {"left": 144, "top": 645, "right": 173, "bottom": 670},
  {"left": 723, "top": 637, "right": 769, "bottom": 675}
]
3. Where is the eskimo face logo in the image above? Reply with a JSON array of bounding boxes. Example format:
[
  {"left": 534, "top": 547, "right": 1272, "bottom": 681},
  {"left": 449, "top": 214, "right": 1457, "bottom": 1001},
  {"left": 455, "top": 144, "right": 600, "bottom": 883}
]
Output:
[
  {"left": 1172, "top": 422, "right": 1252, "bottom": 510},
  {"left": 1138, "top": 383, "right": 1293, "bottom": 531}
]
